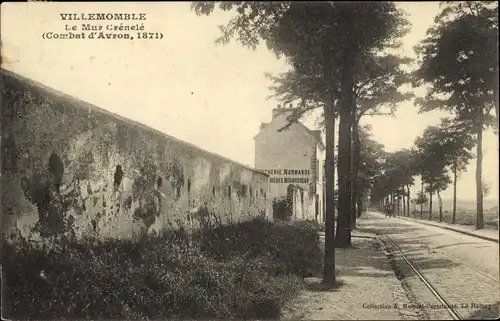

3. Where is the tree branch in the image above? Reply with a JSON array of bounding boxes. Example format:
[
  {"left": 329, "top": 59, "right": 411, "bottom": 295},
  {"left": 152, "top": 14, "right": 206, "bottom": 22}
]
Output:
[{"left": 277, "top": 103, "right": 323, "bottom": 132}]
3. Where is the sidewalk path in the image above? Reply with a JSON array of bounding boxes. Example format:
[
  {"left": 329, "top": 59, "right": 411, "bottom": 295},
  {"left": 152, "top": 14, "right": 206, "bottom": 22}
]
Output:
[
  {"left": 393, "top": 214, "right": 499, "bottom": 243},
  {"left": 359, "top": 212, "right": 499, "bottom": 320},
  {"left": 282, "top": 231, "right": 419, "bottom": 320}
]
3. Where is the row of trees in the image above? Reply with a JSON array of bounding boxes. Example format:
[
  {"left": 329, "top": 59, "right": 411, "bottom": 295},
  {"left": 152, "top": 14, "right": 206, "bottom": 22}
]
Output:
[
  {"left": 370, "top": 118, "right": 475, "bottom": 223},
  {"left": 372, "top": 1, "right": 498, "bottom": 230},
  {"left": 373, "top": 114, "right": 493, "bottom": 224},
  {"left": 192, "top": 1, "right": 498, "bottom": 286}
]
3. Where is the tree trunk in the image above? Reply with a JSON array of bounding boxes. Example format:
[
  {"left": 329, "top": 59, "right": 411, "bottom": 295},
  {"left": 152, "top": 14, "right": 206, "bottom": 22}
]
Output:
[
  {"left": 351, "top": 119, "right": 361, "bottom": 230},
  {"left": 402, "top": 189, "right": 406, "bottom": 216},
  {"left": 476, "top": 107, "right": 484, "bottom": 230},
  {"left": 335, "top": 51, "right": 354, "bottom": 248},
  {"left": 396, "top": 194, "right": 400, "bottom": 216},
  {"left": 452, "top": 164, "right": 457, "bottom": 224},
  {"left": 356, "top": 192, "right": 363, "bottom": 218},
  {"left": 406, "top": 185, "right": 411, "bottom": 218},
  {"left": 322, "top": 98, "right": 336, "bottom": 286},
  {"left": 437, "top": 190, "right": 443, "bottom": 222},
  {"left": 420, "top": 181, "right": 424, "bottom": 219},
  {"left": 428, "top": 190, "right": 433, "bottom": 221},
  {"left": 495, "top": 74, "right": 499, "bottom": 135}
]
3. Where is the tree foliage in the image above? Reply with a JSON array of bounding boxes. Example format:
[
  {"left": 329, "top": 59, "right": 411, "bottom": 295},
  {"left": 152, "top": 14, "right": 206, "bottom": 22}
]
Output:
[
  {"left": 370, "top": 148, "right": 415, "bottom": 204},
  {"left": 354, "top": 54, "right": 414, "bottom": 121},
  {"left": 414, "top": 123, "right": 453, "bottom": 195},
  {"left": 385, "top": 149, "right": 416, "bottom": 188},
  {"left": 413, "top": 1, "right": 498, "bottom": 229},
  {"left": 415, "top": 191, "right": 428, "bottom": 206},
  {"left": 368, "top": 118, "right": 473, "bottom": 210},
  {"left": 266, "top": 53, "right": 414, "bottom": 128},
  {"left": 482, "top": 180, "right": 492, "bottom": 197},
  {"left": 357, "top": 125, "right": 387, "bottom": 191},
  {"left": 412, "top": 117, "right": 476, "bottom": 221},
  {"left": 413, "top": 1, "right": 498, "bottom": 127},
  {"left": 194, "top": 1, "right": 410, "bottom": 122},
  {"left": 192, "top": 0, "right": 410, "bottom": 277}
]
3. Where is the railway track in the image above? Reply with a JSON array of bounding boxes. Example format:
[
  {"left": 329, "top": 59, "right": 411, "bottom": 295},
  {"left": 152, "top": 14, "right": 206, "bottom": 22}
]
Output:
[
  {"left": 381, "top": 234, "right": 499, "bottom": 320},
  {"left": 423, "top": 243, "right": 499, "bottom": 284},
  {"left": 383, "top": 235, "right": 463, "bottom": 320}
]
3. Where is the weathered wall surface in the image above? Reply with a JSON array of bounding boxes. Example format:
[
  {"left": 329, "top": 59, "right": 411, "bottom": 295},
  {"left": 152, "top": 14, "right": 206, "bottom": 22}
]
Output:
[
  {"left": 1, "top": 69, "right": 271, "bottom": 242},
  {"left": 291, "top": 186, "right": 315, "bottom": 221}
]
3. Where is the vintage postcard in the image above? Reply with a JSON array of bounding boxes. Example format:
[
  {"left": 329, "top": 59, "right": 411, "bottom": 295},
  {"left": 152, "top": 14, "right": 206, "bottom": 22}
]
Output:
[{"left": 1, "top": 1, "right": 498, "bottom": 320}]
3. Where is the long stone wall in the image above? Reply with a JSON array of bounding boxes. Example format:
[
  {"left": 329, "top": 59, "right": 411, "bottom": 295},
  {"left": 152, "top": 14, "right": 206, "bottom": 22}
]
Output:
[{"left": 1, "top": 69, "right": 271, "bottom": 242}]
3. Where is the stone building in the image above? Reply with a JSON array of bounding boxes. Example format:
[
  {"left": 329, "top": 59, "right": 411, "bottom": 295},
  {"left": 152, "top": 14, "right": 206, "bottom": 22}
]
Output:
[{"left": 254, "top": 105, "right": 325, "bottom": 222}]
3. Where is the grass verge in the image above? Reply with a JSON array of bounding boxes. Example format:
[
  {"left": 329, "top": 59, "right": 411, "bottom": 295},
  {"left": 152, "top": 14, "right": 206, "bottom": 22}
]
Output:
[
  {"left": 409, "top": 209, "right": 498, "bottom": 230},
  {"left": 2, "top": 217, "right": 321, "bottom": 320}
]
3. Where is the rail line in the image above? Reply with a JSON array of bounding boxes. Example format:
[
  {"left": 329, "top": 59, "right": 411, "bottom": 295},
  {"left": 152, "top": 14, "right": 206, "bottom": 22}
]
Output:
[
  {"left": 428, "top": 245, "right": 500, "bottom": 283},
  {"left": 321, "top": 226, "right": 498, "bottom": 320},
  {"left": 373, "top": 214, "right": 499, "bottom": 282},
  {"left": 383, "top": 235, "right": 463, "bottom": 320}
]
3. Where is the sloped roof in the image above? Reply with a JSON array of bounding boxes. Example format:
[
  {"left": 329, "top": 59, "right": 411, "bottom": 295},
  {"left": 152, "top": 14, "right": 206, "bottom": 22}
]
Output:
[
  {"left": 310, "top": 129, "right": 325, "bottom": 151},
  {"left": 255, "top": 112, "right": 325, "bottom": 150}
]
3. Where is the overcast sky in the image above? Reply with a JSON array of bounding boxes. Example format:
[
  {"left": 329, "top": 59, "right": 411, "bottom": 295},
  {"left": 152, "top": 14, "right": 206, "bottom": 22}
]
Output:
[{"left": 1, "top": 2, "right": 498, "bottom": 201}]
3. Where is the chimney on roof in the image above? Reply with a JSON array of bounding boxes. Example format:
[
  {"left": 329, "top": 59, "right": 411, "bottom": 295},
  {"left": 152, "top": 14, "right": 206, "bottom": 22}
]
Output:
[
  {"left": 272, "top": 104, "right": 283, "bottom": 119},
  {"left": 272, "top": 103, "right": 296, "bottom": 119}
]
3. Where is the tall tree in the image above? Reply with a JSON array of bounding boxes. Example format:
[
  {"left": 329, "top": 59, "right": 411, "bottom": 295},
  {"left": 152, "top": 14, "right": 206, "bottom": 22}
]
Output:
[
  {"left": 192, "top": 1, "right": 339, "bottom": 284},
  {"left": 413, "top": 1, "right": 498, "bottom": 229},
  {"left": 414, "top": 118, "right": 475, "bottom": 223},
  {"left": 350, "top": 54, "right": 413, "bottom": 228},
  {"left": 285, "top": 3, "right": 410, "bottom": 248},
  {"left": 357, "top": 125, "right": 387, "bottom": 216},
  {"left": 415, "top": 190, "right": 428, "bottom": 219},
  {"left": 414, "top": 125, "right": 450, "bottom": 220},
  {"left": 437, "top": 118, "right": 475, "bottom": 223},
  {"left": 191, "top": 3, "right": 409, "bottom": 285},
  {"left": 193, "top": 1, "right": 409, "bottom": 250},
  {"left": 269, "top": 54, "right": 413, "bottom": 230},
  {"left": 423, "top": 168, "right": 452, "bottom": 221},
  {"left": 384, "top": 149, "right": 416, "bottom": 210},
  {"left": 370, "top": 149, "right": 417, "bottom": 215},
  {"left": 410, "top": 147, "right": 427, "bottom": 219},
  {"left": 482, "top": 180, "right": 492, "bottom": 198}
]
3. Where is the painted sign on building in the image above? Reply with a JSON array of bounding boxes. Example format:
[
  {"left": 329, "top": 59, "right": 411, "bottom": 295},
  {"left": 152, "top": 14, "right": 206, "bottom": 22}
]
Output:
[
  {"left": 254, "top": 105, "right": 326, "bottom": 223},
  {"left": 259, "top": 169, "right": 311, "bottom": 184}
]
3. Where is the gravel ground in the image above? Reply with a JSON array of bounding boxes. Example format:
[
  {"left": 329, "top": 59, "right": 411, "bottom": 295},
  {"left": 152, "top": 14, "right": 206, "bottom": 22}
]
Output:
[
  {"left": 398, "top": 215, "right": 499, "bottom": 241},
  {"left": 360, "top": 212, "right": 500, "bottom": 320},
  {"left": 281, "top": 235, "right": 418, "bottom": 320}
]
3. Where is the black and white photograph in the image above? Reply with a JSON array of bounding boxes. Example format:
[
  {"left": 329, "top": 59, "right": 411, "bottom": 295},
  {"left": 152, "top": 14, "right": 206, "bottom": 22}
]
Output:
[{"left": 1, "top": 1, "right": 499, "bottom": 320}]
